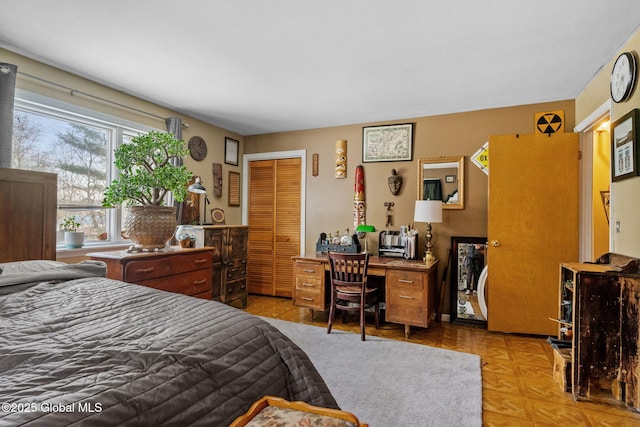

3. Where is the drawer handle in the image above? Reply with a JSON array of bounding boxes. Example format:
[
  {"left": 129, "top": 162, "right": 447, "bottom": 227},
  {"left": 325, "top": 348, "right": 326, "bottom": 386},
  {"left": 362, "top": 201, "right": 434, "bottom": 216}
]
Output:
[
  {"left": 194, "top": 258, "right": 208, "bottom": 264},
  {"left": 302, "top": 269, "right": 315, "bottom": 273},
  {"left": 193, "top": 279, "right": 207, "bottom": 285},
  {"left": 399, "top": 295, "right": 415, "bottom": 299},
  {"left": 301, "top": 297, "right": 314, "bottom": 301},
  {"left": 135, "top": 267, "right": 155, "bottom": 273},
  {"left": 398, "top": 279, "right": 414, "bottom": 284},
  {"left": 302, "top": 283, "right": 315, "bottom": 287}
]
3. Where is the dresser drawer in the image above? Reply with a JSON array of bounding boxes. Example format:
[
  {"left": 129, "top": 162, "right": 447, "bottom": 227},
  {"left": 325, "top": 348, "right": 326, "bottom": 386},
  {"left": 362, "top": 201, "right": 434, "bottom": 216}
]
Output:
[
  {"left": 124, "top": 251, "right": 212, "bottom": 282},
  {"left": 138, "top": 268, "right": 211, "bottom": 296},
  {"left": 293, "top": 289, "right": 325, "bottom": 310},
  {"left": 226, "top": 262, "right": 247, "bottom": 282},
  {"left": 225, "top": 279, "right": 247, "bottom": 300}
]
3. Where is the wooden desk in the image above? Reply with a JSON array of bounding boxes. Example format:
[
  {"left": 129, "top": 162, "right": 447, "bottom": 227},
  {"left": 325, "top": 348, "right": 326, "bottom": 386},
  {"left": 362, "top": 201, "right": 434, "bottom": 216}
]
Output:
[{"left": 292, "top": 255, "right": 438, "bottom": 337}]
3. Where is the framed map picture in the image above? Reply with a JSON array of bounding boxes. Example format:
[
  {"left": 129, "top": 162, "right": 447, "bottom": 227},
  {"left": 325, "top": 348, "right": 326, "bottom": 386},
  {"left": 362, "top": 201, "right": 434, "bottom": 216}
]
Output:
[{"left": 362, "top": 123, "right": 414, "bottom": 162}]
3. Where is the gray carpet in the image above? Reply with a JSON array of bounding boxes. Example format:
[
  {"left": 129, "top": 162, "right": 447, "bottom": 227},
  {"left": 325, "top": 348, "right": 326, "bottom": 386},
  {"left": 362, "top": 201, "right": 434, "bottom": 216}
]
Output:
[{"left": 261, "top": 317, "right": 482, "bottom": 427}]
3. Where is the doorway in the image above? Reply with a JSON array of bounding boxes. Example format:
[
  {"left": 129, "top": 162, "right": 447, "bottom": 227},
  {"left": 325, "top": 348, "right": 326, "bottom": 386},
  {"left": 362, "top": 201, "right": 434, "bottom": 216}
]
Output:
[{"left": 575, "top": 101, "right": 612, "bottom": 261}]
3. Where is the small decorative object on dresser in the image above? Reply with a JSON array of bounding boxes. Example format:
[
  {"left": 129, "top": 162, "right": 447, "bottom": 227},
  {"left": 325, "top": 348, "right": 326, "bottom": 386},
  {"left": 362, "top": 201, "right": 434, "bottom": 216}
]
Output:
[
  {"left": 194, "top": 225, "right": 249, "bottom": 307},
  {"left": 175, "top": 224, "right": 196, "bottom": 248}
]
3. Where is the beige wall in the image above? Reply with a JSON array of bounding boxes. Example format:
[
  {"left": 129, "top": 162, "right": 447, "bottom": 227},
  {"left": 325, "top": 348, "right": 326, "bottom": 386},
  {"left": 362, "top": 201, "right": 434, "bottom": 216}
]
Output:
[
  {"left": 245, "top": 100, "right": 576, "bottom": 269},
  {"left": 2, "top": 48, "right": 243, "bottom": 226},
  {"left": 576, "top": 30, "right": 640, "bottom": 258}
]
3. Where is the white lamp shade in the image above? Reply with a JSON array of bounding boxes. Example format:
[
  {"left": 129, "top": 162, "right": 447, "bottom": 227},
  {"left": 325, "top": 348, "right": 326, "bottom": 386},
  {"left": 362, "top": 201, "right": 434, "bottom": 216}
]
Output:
[{"left": 414, "top": 200, "right": 443, "bottom": 223}]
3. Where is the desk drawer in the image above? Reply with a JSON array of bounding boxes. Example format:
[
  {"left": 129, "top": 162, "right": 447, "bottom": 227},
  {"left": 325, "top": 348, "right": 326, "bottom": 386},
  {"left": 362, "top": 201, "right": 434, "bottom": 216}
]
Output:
[
  {"left": 294, "top": 289, "right": 324, "bottom": 310},
  {"left": 295, "top": 275, "right": 323, "bottom": 294},
  {"left": 386, "top": 270, "right": 424, "bottom": 290},
  {"left": 124, "top": 251, "right": 212, "bottom": 282},
  {"left": 294, "top": 262, "right": 325, "bottom": 279},
  {"left": 386, "top": 270, "right": 427, "bottom": 327}
]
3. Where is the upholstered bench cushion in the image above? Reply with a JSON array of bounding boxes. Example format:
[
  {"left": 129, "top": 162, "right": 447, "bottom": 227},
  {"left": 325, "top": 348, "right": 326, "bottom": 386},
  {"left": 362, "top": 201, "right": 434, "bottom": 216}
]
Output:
[
  {"left": 230, "top": 396, "right": 367, "bottom": 427},
  {"left": 245, "top": 405, "right": 356, "bottom": 427}
]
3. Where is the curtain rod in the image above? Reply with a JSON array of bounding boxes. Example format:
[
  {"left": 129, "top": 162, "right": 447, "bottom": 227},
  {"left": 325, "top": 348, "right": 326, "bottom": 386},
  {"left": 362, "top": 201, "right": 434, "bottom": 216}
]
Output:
[{"left": 17, "top": 71, "right": 188, "bottom": 127}]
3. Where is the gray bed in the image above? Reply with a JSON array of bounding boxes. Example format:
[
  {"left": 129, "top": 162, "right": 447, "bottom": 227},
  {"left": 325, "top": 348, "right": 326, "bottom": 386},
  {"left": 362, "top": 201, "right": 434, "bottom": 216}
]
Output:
[{"left": 0, "top": 260, "right": 337, "bottom": 426}]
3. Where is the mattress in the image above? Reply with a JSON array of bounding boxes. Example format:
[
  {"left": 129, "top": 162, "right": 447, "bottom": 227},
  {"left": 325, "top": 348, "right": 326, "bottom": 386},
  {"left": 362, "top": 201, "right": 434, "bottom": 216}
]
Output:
[{"left": 0, "top": 260, "right": 337, "bottom": 426}]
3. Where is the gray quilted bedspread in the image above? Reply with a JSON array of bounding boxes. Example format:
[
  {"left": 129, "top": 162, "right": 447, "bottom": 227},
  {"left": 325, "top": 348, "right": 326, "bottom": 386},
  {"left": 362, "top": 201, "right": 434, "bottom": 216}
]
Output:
[{"left": 0, "top": 261, "right": 337, "bottom": 426}]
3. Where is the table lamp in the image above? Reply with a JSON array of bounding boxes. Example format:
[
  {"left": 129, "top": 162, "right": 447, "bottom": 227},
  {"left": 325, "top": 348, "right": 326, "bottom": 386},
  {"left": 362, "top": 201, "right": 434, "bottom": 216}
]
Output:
[
  {"left": 355, "top": 224, "right": 376, "bottom": 254},
  {"left": 188, "top": 177, "right": 211, "bottom": 225},
  {"left": 413, "top": 200, "right": 442, "bottom": 263}
]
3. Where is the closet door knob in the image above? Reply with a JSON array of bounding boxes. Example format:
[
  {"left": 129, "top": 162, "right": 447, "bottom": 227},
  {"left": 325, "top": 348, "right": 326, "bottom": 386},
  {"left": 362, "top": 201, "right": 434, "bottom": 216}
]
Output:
[{"left": 490, "top": 240, "right": 501, "bottom": 247}]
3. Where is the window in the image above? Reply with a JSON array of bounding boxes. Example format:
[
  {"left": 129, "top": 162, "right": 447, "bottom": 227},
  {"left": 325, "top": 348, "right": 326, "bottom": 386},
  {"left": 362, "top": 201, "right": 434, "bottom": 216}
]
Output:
[{"left": 12, "top": 91, "right": 156, "bottom": 248}]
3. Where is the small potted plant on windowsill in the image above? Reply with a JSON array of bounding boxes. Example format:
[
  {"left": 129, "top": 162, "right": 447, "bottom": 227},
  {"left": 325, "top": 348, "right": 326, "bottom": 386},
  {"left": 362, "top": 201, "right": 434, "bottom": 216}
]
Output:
[
  {"left": 102, "top": 131, "right": 192, "bottom": 250},
  {"left": 62, "top": 216, "right": 84, "bottom": 248}
]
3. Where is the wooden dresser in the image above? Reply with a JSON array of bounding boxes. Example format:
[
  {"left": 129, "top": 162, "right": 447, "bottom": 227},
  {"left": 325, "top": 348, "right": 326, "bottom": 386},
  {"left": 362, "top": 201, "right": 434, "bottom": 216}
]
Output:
[
  {"left": 0, "top": 168, "right": 57, "bottom": 262},
  {"left": 195, "top": 225, "right": 249, "bottom": 308},
  {"left": 87, "top": 247, "right": 213, "bottom": 299},
  {"left": 292, "top": 255, "right": 438, "bottom": 337}
]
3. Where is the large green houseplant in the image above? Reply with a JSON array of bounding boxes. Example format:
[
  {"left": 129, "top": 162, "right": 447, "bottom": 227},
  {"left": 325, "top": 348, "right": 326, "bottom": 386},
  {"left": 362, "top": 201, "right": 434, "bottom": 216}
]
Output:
[{"left": 103, "top": 131, "right": 192, "bottom": 250}]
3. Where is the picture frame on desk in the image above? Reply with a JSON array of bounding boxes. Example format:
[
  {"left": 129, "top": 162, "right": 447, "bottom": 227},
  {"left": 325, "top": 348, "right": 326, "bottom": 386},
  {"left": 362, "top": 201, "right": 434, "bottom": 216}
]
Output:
[{"left": 611, "top": 108, "right": 640, "bottom": 182}]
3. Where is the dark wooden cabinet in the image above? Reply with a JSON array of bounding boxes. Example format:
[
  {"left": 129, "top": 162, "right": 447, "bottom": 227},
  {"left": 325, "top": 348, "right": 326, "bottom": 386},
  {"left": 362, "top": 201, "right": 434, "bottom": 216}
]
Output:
[
  {"left": 0, "top": 168, "right": 57, "bottom": 262},
  {"left": 88, "top": 247, "right": 213, "bottom": 299},
  {"left": 557, "top": 253, "right": 640, "bottom": 410},
  {"left": 195, "top": 225, "right": 249, "bottom": 308}
]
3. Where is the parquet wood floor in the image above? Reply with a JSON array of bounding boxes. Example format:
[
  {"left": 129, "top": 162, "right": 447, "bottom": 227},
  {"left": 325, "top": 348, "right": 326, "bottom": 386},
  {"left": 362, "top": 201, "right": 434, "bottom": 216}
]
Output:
[{"left": 243, "top": 295, "right": 640, "bottom": 426}]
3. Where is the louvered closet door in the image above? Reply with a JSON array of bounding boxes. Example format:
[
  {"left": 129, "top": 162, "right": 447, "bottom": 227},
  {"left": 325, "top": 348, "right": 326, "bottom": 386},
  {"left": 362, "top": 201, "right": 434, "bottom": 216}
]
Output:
[
  {"left": 274, "top": 158, "right": 301, "bottom": 297},
  {"left": 247, "top": 160, "right": 275, "bottom": 295},
  {"left": 247, "top": 157, "right": 301, "bottom": 297}
]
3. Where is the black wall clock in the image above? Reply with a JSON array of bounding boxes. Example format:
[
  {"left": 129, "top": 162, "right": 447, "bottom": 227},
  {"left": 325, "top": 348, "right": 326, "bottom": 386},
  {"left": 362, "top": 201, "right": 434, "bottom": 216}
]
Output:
[
  {"left": 611, "top": 52, "right": 637, "bottom": 103},
  {"left": 188, "top": 136, "right": 207, "bottom": 161}
]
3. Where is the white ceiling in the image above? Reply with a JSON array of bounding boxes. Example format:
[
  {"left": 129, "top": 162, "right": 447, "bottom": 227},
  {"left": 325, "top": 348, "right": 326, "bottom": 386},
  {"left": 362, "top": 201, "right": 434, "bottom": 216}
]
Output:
[{"left": 2, "top": 1, "right": 640, "bottom": 136}]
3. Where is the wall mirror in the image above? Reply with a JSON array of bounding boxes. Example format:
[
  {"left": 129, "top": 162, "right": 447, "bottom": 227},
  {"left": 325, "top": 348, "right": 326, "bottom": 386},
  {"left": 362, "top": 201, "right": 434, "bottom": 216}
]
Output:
[
  {"left": 417, "top": 156, "right": 464, "bottom": 209},
  {"left": 450, "top": 236, "right": 487, "bottom": 326}
]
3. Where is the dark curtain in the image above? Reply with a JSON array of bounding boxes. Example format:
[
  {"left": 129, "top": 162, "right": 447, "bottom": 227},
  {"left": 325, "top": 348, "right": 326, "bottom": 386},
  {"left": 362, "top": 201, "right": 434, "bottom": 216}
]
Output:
[
  {"left": 165, "top": 116, "right": 185, "bottom": 223},
  {"left": 423, "top": 179, "right": 443, "bottom": 201},
  {"left": 0, "top": 63, "right": 17, "bottom": 168}
]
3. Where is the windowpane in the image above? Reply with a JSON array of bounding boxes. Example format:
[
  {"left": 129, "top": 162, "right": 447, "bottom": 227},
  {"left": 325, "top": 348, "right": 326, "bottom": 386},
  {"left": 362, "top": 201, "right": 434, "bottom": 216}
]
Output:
[
  {"left": 12, "top": 96, "right": 153, "bottom": 248},
  {"left": 13, "top": 110, "right": 110, "bottom": 245}
]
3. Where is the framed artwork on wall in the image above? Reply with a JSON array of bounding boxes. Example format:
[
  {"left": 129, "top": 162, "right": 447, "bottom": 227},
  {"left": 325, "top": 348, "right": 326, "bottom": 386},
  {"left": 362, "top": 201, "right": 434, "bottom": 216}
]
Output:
[
  {"left": 362, "top": 123, "right": 414, "bottom": 162},
  {"left": 228, "top": 171, "right": 240, "bottom": 206},
  {"left": 225, "top": 137, "right": 239, "bottom": 166},
  {"left": 611, "top": 108, "right": 640, "bottom": 182}
]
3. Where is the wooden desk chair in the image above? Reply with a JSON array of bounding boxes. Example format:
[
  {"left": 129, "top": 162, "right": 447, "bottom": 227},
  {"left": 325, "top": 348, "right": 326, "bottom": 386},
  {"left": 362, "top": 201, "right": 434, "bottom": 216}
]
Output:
[{"left": 327, "top": 251, "right": 379, "bottom": 341}]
